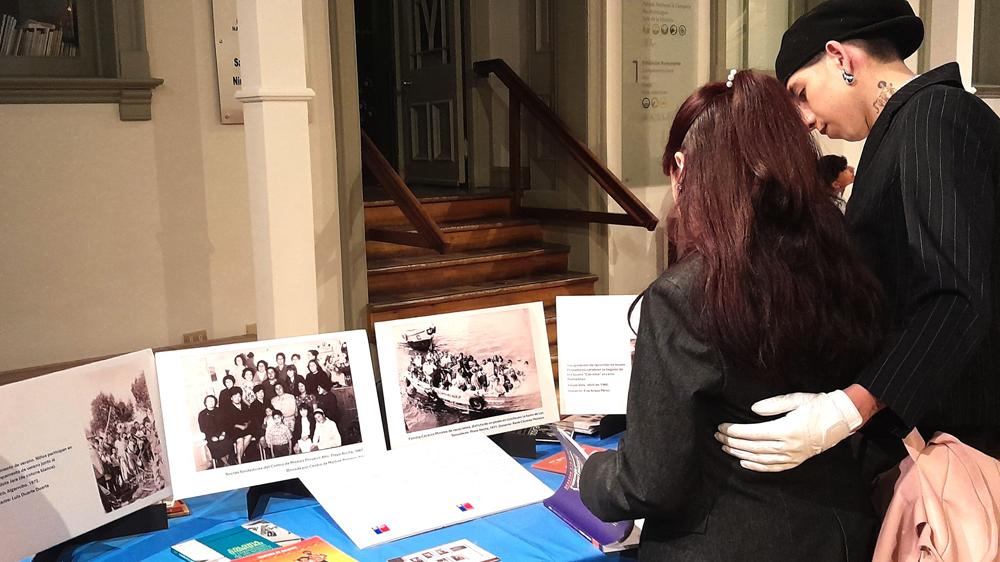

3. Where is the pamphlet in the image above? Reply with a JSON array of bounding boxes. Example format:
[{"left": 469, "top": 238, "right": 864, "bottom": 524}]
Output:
[
  {"left": 0, "top": 350, "right": 172, "bottom": 561},
  {"left": 171, "top": 519, "right": 301, "bottom": 562},
  {"left": 532, "top": 444, "right": 606, "bottom": 475},
  {"left": 302, "top": 433, "right": 553, "bottom": 549},
  {"left": 556, "top": 295, "right": 640, "bottom": 415},
  {"left": 374, "top": 302, "right": 559, "bottom": 448},
  {"left": 155, "top": 330, "right": 386, "bottom": 499},
  {"left": 232, "top": 536, "right": 356, "bottom": 561},
  {"left": 165, "top": 498, "right": 191, "bottom": 518},
  {"left": 387, "top": 539, "right": 499, "bottom": 562},
  {"left": 543, "top": 428, "right": 641, "bottom": 552}
]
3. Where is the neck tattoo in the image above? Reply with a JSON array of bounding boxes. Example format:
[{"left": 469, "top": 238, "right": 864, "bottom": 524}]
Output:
[{"left": 873, "top": 80, "right": 896, "bottom": 115}]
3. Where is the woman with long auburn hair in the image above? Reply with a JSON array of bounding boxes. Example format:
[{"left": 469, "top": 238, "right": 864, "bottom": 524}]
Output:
[{"left": 579, "top": 71, "right": 884, "bottom": 561}]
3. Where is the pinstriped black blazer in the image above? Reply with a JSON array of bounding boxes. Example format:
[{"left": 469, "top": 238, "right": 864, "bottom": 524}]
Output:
[{"left": 846, "top": 63, "right": 1000, "bottom": 430}]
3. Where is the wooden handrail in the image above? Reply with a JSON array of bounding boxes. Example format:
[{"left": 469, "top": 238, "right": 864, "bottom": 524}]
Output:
[
  {"left": 360, "top": 131, "right": 448, "bottom": 253},
  {"left": 473, "top": 58, "right": 658, "bottom": 231}
]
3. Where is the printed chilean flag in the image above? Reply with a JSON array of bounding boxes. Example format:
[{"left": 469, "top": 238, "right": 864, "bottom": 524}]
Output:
[
  {"left": 372, "top": 523, "right": 390, "bottom": 534},
  {"left": 457, "top": 502, "right": 474, "bottom": 512}
]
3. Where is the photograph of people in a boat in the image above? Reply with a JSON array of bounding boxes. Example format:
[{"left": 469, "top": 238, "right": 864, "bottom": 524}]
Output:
[
  {"left": 391, "top": 307, "right": 544, "bottom": 433},
  {"left": 183, "top": 339, "right": 362, "bottom": 471}
]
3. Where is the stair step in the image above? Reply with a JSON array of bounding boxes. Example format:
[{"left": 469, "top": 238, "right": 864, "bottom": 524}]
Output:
[
  {"left": 546, "top": 311, "right": 557, "bottom": 346},
  {"left": 366, "top": 218, "right": 543, "bottom": 259},
  {"left": 368, "top": 271, "right": 598, "bottom": 326},
  {"left": 364, "top": 194, "right": 512, "bottom": 228},
  {"left": 367, "top": 244, "right": 570, "bottom": 297}
]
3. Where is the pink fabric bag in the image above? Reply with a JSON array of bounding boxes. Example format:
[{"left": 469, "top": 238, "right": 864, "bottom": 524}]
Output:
[{"left": 873, "top": 430, "right": 1000, "bottom": 561}]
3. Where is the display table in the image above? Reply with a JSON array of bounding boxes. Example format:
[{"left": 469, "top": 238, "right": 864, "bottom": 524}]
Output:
[{"left": 26, "top": 434, "right": 631, "bottom": 562}]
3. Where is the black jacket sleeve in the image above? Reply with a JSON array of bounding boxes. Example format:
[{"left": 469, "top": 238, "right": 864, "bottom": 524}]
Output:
[
  {"left": 580, "top": 275, "right": 724, "bottom": 522},
  {"left": 856, "top": 89, "right": 996, "bottom": 426}
]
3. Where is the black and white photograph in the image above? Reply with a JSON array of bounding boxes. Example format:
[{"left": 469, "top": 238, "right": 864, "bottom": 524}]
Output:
[
  {"left": 395, "top": 308, "right": 541, "bottom": 433},
  {"left": 156, "top": 330, "right": 384, "bottom": 500},
  {"left": 177, "top": 339, "right": 362, "bottom": 472},
  {"left": 84, "top": 369, "right": 168, "bottom": 513},
  {"left": 375, "top": 302, "right": 558, "bottom": 446}
]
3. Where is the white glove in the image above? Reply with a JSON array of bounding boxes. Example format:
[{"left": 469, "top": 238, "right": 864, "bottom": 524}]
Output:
[{"left": 714, "top": 390, "right": 863, "bottom": 472}]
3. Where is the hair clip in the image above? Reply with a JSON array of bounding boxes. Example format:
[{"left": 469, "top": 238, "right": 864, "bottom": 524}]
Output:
[{"left": 726, "top": 68, "right": 737, "bottom": 88}]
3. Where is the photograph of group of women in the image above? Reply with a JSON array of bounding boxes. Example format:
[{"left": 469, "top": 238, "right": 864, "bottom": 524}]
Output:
[{"left": 184, "top": 339, "right": 361, "bottom": 471}]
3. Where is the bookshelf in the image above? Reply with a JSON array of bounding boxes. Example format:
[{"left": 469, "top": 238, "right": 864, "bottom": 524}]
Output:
[{"left": 0, "top": 0, "right": 161, "bottom": 120}]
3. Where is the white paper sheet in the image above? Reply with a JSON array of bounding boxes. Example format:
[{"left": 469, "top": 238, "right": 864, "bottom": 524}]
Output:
[
  {"left": 301, "top": 434, "right": 553, "bottom": 549},
  {"left": 0, "top": 350, "right": 172, "bottom": 561},
  {"left": 556, "top": 295, "right": 641, "bottom": 414},
  {"left": 155, "top": 330, "right": 385, "bottom": 499},
  {"left": 374, "top": 302, "right": 559, "bottom": 448}
]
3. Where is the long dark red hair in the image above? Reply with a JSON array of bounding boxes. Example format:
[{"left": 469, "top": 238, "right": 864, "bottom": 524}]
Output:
[{"left": 663, "top": 71, "right": 882, "bottom": 384}]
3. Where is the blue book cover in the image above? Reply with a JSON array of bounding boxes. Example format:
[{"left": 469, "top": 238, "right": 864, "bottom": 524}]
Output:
[{"left": 171, "top": 520, "right": 299, "bottom": 562}]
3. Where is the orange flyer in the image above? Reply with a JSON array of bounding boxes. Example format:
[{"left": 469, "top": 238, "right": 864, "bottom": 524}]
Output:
[
  {"left": 532, "top": 445, "right": 606, "bottom": 474},
  {"left": 233, "top": 536, "right": 356, "bottom": 561}
]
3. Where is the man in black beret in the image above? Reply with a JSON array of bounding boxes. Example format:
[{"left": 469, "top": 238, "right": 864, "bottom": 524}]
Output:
[{"left": 717, "top": 0, "right": 1000, "bottom": 474}]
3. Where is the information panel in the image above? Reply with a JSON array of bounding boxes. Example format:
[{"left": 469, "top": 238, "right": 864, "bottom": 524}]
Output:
[{"left": 621, "top": 1, "right": 699, "bottom": 187}]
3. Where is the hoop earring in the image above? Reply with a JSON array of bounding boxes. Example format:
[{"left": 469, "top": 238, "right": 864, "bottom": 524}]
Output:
[{"left": 842, "top": 70, "right": 855, "bottom": 86}]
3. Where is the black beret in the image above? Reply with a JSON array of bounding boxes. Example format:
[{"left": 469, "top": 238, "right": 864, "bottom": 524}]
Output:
[{"left": 776, "top": 0, "right": 923, "bottom": 84}]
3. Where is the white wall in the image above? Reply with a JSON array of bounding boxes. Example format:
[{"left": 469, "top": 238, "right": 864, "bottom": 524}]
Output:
[
  {"left": 0, "top": 0, "right": 343, "bottom": 371},
  {"left": 603, "top": 0, "right": 712, "bottom": 295}
]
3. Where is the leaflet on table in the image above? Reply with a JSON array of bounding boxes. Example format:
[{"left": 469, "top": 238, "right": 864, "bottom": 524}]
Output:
[
  {"left": 543, "top": 428, "right": 640, "bottom": 552},
  {"left": 155, "top": 330, "right": 386, "bottom": 499},
  {"left": 232, "top": 536, "right": 356, "bottom": 561},
  {"left": 532, "top": 443, "right": 607, "bottom": 475},
  {"left": 555, "top": 295, "right": 640, "bottom": 415},
  {"left": 374, "top": 302, "right": 559, "bottom": 448},
  {"left": 387, "top": 539, "right": 499, "bottom": 562},
  {"left": 301, "top": 433, "right": 553, "bottom": 549},
  {"left": 0, "top": 350, "right": 172, "bottom": 562},
  {"left": 171, "top": 519, "right": 301, "bottom": 562}
]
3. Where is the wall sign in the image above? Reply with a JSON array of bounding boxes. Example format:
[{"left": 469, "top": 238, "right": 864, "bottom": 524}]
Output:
[
  {"left": 621, "top": 1, "right": 698, "bottom": 187},
  {"left": 212, "top": 0, "right": 243, "bottom": 125}
]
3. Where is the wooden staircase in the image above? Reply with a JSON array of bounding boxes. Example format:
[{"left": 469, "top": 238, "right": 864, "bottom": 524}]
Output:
[{"left": 365, "top": 193, "right": 598, "bottom": 379}]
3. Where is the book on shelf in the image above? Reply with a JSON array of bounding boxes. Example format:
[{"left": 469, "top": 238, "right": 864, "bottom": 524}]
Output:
[
  {"left": 0, "top": 15, "right": 73, "bottom": 57},
  {"left": 542, "top": 428, "right": 641, "bottom": 553},
  {"left": 171, "top": 520, "right": 302, "bottom": 562}
]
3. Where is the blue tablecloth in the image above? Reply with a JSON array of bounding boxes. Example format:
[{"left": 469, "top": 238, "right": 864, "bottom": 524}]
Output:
[{"left": 35, "top": 434, "right": 628, "bottom": 562}]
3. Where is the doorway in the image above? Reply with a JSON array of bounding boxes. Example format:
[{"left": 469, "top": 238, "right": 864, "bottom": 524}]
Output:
[{"left": 355, "top": 0, "right": 468, "bottom": 199}]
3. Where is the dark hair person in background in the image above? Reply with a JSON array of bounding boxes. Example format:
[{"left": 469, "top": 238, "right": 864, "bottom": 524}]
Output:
[
  {"left": 579, "top": 70, "right": 883, "bottom": 561},
  {"left": 817, "top": 154, "right": 854, "bottom": 207},
  {"left": 716, "top": 0, "right": 1000, "bottom": 476}
]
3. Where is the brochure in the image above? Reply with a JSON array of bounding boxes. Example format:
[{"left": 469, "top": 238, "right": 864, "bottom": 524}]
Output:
[
  {"left": 0, "top": 350, "right": 172, "bottom": 561},
  {"left": 532, "top": 444, "right": 606, "bottom": 475},
  {"left": 556, "top": 295, "right": 640, "bottom": 415},
  {"left": 387, "top": 539, "right": 499, "bottom": 562},
  {"left": 374, "top": 302, "right": 559, "bottom": 448},
  {"left": 232, "top": 536, "right": 356, "bottom": 561},
  {"left": 171, "top": 519, "right": 301, "bottom": 561},
  {"left": 302, "top": 433, "right": 552, "bottom": 549},
  {"left": 543, "top": 428, "right": 640, "bottom": 553}
]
